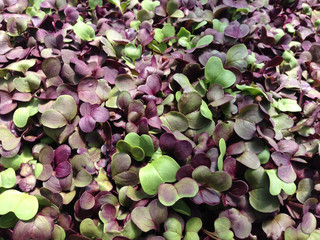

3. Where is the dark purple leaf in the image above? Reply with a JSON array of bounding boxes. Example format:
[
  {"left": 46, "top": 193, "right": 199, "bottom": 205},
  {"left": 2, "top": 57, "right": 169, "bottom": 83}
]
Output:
[
  {"left": 54, "top": 144, "right": 71, "bottom": 165},
  {"left": 224, "top": 21, "right": 250, "bottom": 39},
  {"left": 190, "top": 153, "right": 211, "bottom": 168}
]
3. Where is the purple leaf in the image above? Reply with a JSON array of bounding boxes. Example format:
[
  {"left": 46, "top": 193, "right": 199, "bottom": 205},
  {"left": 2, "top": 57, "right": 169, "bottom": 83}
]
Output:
[
  {"left": 13, "top": 215, "right": 54, "bottom": 240},
  {"left": 55, "top": 161, "right": 71, "bottom": 178},
  {"left": 54, "top": 144, "right": 71, "bottom": 165},
  {"left": 190, "top": 153, "right": 211, "bottom": 168},
  {"left": 219, "top": 208, "right": 252, "bottom": 239},
  {"left": 91, "top": 105, "right": 109, "bottom": 122},
  {"left": 234, "top": 119, "right": 256, "bottom": 140},
  {"left": 132, "top": 199, "right": 168, "bottom": 232},
  {"left": 79, "top": 115, "right": 96, "bottom": 133},
  {"left": 224, "top": 21, "right": 250, "bottom": 39},
  {"left": 79, "top": 191, "right": 95, "bottom": 210},
  {"left": 192, "top": 187, "right": 220, "bottom": 206},
  {"left": 0, "top": 90, "right": 17, "bottom": 114},
  {"left": 64, "top": 7, "right": 79, "bottom": 22}
]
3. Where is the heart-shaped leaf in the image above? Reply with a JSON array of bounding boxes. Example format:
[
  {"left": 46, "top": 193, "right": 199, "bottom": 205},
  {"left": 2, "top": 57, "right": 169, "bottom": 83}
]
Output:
[
  {"left": 0, "top": 127, "right": 21, "bottom": 151},
  {"left": 13, "top": 74, "right": 41, "bottom": 93},
  {"left": 125, "top": 43, "right": 142, "bottom": 63},
  {"left": 4, "top": 59, "right": 36, "bottom": 72},
  {"left": 54, "top": 95, "right": 77, "bottom": 122},
  {"left": 140, "top": 155, "right": 180, "bottom": 195},
  {"left": 205, "top": 56, "right": 236, "bottom": 89},
  {"left": 80, "top": 218, "right": 103, "bottom": 239},
  {"left": 266, "top": 169, "right": 296, "bottom": 196},
  {"left": 131, "top": 199, "right": 168, "bottom": 232},
  {"left": 163, "top": 214, "right": 184, "bottom": 240},
  {"left": 184, "top": 217, "right": 202, "bottom": 240},
  {"left": 158, "top": 178, "right": 199, "bottom": 206},
  {"left": 219, "top": 208, "right": 252, "bottom": 239},
  {"left": 225, "top": 44, "right": 248, "bottom": 71},
  {"left": 41, "top": 109, "right": 67, "bottom": 129},
  {"left": 262, "top": 213, "right": 295, "bottom": 240},
  {"left": 160, "top": 111, "right": 189, "bottom": 132},
  {"left": 272, "top": 99, "right": 302, "bottom": 112},
  {"left": 0, "top": 189, "right": 38, "bottom": 220},
  {"left": 73, "top": 21, "right": 95, "bottom": 41},
  {"left": 12, "top": 215, "right": 54, "bottom": 240},
  {"left": 178, "top": 92, "right": 202, "bottom": 114},
  {"left": 214, "top": 217, "right": 234, "bottom": 240},
  {"left": 124, "top": 132, "right": 155, "bottom": 157}
]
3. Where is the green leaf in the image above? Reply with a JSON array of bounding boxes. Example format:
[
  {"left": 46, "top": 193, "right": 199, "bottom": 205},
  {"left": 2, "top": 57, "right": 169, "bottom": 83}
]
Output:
[
  {"left": 171, "top": 9, "right": 184, "bottom": 18},
  {"left": 257, "top": 147, "right": 270, "bottom": 164},
  {"left": 178, "top": 37, "right": 193, "bottom": 49},
  {"left": 225, "top": 44, "right": 248, "bottom": 71},
  {"left": 160, "top": 111, "right": 189, "bottom": 132},
  {"left": 154, "top": 24, "right": 175, "bottom": 43},
  {"left": 141, "top": 0, "right": 160, "bottom": 11},
  {"left": 212, "top": 19, "right": 228, "bottom": 32},
  {"left": 75, "top": 169, "right": 93, "bottom": 187},
  {"left": 13, "top": 74, "right": 41, "bottom": 93},
  {"left": 205, "top": 56, "right": 236, "bottom": 89},
  {"left": 54, "top": 95, "right": 77, "bottom": 122},
  {"left": 0, "top": 127, "right": 21, "bottom": 151},
  {"left": 13, "top": 98, "right": 39, "bottom": 128},
  {"left": 89, "top": 0, "right": 103, "bottom": 10},
  {"left": 0, "top": 168, "right": 16, "bottom": 188},
  {"left": 41, "top": 109, "right": 67, "bottom": 129},
  {"left": 0, "top": 190, "right": 39, "bottom": 221},
  {"left": 173, "top": 73, "right": 195, "bottom": 93},
  {"left": 52, "top": 224, "right": 66, "bottom": 240},
  {"left": 0, "top": 213, "right": 18, "bottom": 228},
  {"left": 124, "top": 43, "right": 142, "bottom": 63},
  {"left": 200, "top": 101, "right": 213, "bottom": 120},
  {"left": 296, "top": 178, "right": 314, "bottom": 203},
  {"left": 272, "top": 99, "right": 302, "bottom": 112},
  {"left": 139, "top": 155, "right": 180, "bottom": 195},
  {"left": 177, "top": 27, "right": 191, "bottom": 38},
  {"left": 73, "top": 21, "right": 95, "bottom": 41},
  {"left": 217, "top": 138, "right": 226, "bottom": 171},
  {"left": 80, "top": 218, "right": 103, "bottom": 239},
  {"left": 172, "top": 200, "right": 191, "bottom": 216},
  {"left": 4, "top": 59, "right": 36, "bottom": 73},
  {"left": 178, "top": 92, "right": 202, "bottom": 114},
  {"left": 249, "top": 188, "right": 280, "bottom": 213},
  {"left": 214, "top": 217, "right": 234, "bottom": 240},
  {"left": 13, "top": 107, "right": 30, "bottom": 128},
  {"left": 266, "top": 169, "right": 297, "bottom": 196},
  {"left": 185, "top": 217, "right": 202, "bottom": 240},
  {"left": 166, "top": 0, "right": 178, "bottom": 15},
  {"left": 163, "top": 216, "right": 183, "bottom": 240},
  {"left": 282, "top": 50, "right": 298, "bottom": 69},
  {"left": 196, "top": 35, "right": 213, "bottom": 47}
]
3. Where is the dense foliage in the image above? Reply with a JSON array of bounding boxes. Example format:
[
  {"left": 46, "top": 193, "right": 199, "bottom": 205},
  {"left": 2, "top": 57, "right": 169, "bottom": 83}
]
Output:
[{"left": 0, "top": 0, "right": 320, "bottom": 239}]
